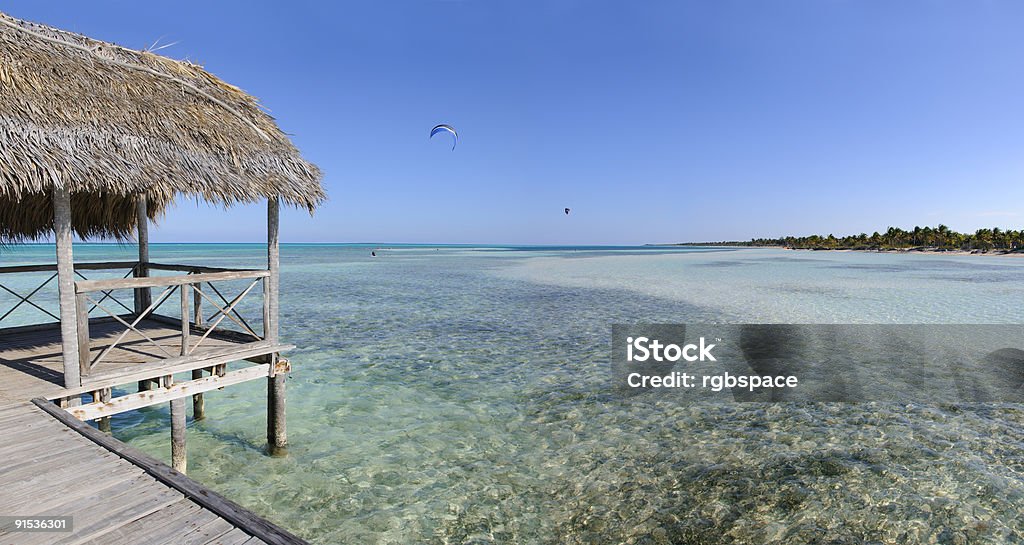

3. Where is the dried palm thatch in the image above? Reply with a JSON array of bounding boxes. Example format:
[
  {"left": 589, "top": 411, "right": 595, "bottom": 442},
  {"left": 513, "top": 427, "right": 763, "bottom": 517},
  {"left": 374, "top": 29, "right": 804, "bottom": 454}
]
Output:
[{"left": 0, "top": 11, "right": 324, "bottom": 243}]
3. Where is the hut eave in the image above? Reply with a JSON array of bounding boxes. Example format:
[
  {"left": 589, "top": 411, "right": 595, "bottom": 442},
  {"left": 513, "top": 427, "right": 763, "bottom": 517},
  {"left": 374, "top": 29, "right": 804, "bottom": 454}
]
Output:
[{"left": 0, "top": 11, "right": 325, "bottom": 243}]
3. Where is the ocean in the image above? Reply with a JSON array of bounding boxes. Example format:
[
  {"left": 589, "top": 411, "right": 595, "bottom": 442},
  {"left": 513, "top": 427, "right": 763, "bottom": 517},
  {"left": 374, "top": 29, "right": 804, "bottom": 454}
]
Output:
[{"left": 3, "top": 244, "right": 1024, "bottom": 543}]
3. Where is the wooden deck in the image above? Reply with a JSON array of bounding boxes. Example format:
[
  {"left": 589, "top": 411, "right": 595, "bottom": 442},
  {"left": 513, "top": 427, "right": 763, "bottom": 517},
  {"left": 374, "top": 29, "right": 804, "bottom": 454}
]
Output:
[
  {"left": 0, "top": 320, "right": 305, "bottom": 545},
  {"left": 0, "top": 401, "right": 281, "bottom": 545},
  {"left": 0, "top": 318, "right": 270, "bottom": 406}
]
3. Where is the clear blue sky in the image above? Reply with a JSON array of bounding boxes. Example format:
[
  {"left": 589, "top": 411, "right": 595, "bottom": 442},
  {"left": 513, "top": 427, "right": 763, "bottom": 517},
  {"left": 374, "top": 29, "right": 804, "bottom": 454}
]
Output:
[{"left": 7, "top": 1, "right": 1024, "bottom": 244}]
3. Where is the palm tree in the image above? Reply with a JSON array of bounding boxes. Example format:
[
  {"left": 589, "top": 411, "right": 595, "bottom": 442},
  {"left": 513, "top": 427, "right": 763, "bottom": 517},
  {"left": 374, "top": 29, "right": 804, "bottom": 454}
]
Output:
[
  {"left": 921, "top": 226, "right": 934, "bottom": 247},
  {"left": 869, "top": 232, "right": 882, "bottom": 247},
  {"left": 992, "top": 227, "right": 1004, "bottom": 250},
  {"left": 974, "top": 228, "right": 993, "bottom": 251},
  {"left": 936, "top": 224, "right": 950, "bottom": 248}
]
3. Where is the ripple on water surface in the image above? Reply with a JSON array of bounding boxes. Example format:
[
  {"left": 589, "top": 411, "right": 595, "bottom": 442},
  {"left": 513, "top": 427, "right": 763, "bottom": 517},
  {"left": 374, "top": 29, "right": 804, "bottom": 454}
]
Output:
[{"left": 49, "top": 245, "right": 1021, "bottom": 544}]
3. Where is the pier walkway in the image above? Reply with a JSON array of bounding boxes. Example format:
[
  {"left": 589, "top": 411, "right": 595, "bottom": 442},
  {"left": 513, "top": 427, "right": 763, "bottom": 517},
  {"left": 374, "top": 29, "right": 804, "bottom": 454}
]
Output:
[
  {"left": 0, "top": 9, "right": 323, "bottom": 543},
  {"left": 0, "top": 343, "right": 304, "bottom": 545}
]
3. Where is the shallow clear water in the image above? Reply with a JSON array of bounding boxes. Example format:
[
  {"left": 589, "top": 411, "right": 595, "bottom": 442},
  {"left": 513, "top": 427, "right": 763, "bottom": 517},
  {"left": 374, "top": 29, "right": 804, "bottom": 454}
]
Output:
[{"left": 3, "top": 245, "right": 1024, "bottom": 544}]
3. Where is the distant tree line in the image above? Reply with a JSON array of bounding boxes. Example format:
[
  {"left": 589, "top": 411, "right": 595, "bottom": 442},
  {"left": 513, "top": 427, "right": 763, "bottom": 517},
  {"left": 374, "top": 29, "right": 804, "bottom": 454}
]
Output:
[{"left": 679, "top": 225, "right": 1024, "bottom": 252}]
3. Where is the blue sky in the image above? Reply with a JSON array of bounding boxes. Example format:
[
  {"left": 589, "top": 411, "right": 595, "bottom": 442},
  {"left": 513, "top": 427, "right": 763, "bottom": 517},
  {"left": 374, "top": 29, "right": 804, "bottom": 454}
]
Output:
[{"left": 7, "top": 1, "right": 1024, "bottom": 244}]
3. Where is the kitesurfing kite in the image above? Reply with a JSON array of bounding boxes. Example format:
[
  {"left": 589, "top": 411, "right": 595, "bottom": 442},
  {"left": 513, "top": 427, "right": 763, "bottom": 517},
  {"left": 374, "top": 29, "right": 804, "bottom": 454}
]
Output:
[
  {"left": 564, "top": 208, "right": 571, "bottom": 215},
  {"left": 430, "top": 124, "right": 458, "bottom": 150}
]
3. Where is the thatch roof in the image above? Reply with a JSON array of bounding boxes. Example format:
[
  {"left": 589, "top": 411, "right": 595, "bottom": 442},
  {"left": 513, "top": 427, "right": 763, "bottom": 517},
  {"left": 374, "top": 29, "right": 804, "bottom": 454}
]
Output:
[{"left": 0, "top": 11, "right": 324, "bottom": 242}]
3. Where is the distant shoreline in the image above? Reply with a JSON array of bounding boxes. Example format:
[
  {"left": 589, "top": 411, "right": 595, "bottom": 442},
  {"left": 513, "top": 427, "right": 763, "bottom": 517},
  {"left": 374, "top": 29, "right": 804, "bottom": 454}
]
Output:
[
  {"left": 660, "top": 243, "right": 1024, "bottom": 257},
  {"left": 795, "top": 247, "right": 1024, "bottom": 257}
]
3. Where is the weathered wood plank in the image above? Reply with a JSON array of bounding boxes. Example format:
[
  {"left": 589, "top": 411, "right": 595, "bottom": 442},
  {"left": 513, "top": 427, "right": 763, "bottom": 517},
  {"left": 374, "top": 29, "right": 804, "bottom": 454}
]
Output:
[
  {"left": 68, "top": 364, "right": 271, "bottom": 421},
  {"left": 0, "top": 402, "right": 32, "bottom": 415},
  {"left": 148, "top": 262, "right": 255, "bottom": 274},
  {"left": 59, "top": 342, "right": 292, "bottom": 397},
  {"left": 47, "top": 476, "right": 183, "bottom": 545},
  {"left": 0, "top": 403, "right": 44, "bottom": 421},
  {"left": 99, "top": 498, "right": 203, "bottom": 545},
  {"left": 0, "top": 260, "right": 253, "bottom": 280},
  {"left": 144, "top": 509, "right": 223, "bottom": 545},
  {"left": 0, "top": 455, "right": 125, "bottom": 502},
  {"left": 0, "top": 438, "right": 102, "bottom": 476},
  {"left": 76, "top": 270, "right": 269, "bottom": 294},
  {"left": 175, "top": 516, "right": 235, "bottom": 545},
  {"left": 0, "top": 261, "right": 138, "bottom": 275},
  {"left": 0, "top": 416, "right": 75, "bottom": 443},
  {"left": 0, "top": 460, "right": 141, "bottom": 514},
  {"left": 0, "top": 434, "right": 80, "bottom": 460},
  {"left": 1, "top": 427, "right": 110, "bottom": 460},
  {"left": 0, "top": 460, "right": 137, "bottom": 516},
  {"left": 213, "top": 527, "right": 260, "bottom": 545}
]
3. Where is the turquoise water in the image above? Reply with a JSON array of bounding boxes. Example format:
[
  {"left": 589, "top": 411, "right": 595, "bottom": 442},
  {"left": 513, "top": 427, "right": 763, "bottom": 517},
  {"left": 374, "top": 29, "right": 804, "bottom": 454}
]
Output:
[{"left": 3, "top": 244, "right": 1024, "bottom": 543}]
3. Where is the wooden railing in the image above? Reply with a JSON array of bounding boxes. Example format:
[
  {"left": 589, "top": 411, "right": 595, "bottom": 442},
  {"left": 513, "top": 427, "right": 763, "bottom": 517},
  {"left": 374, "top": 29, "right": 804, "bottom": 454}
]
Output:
[
  {"left": 0, "top": 261, "right": 140, "bottom": 328},
  {"left": 74, "top": 267, "right": 270, "bottom": 376},
  {"left": 1, "top": 261, "right": 271, "bottom": 377}
]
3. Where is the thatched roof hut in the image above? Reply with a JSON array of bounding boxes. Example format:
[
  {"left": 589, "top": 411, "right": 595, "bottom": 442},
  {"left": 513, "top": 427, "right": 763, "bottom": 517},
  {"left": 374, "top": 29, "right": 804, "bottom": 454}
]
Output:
[{"left": 0, "top": 11, "right": 324, "bottom": 243}]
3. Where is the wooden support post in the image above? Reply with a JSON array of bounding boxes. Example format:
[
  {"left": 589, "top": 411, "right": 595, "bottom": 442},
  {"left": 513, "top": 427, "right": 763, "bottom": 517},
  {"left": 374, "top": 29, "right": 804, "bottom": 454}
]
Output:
[
  {"left": 262, "top": 276, "right": 271, "bottom": 343},
  {"left": 180, "top": 283, "right": 191, "bottom": 356},
  {"left": 134, "top": 196, "right": 151, "bottom": 316},
  {"left": 193, "top": 282, "right": 203, "bottom": 326},
  {"left": 138, "top": 379, "right": 158, "bottom": 392},
  {"left": 192, "top": 368, "right": 205, "bottom": 421},
  {"left": 191, "top": 281, "right": 206, "bottom": 418},
  {"left": 265, "top": 198, "right": 280, "bottom": 345},
  {"left": 75, "top": 292, "right": 91, "bottom": 378},
  {"left": 170, "top": 396, "right": 187, "bottom": 474},
  {"left": 266, "top": 198, "right": 286, "bottom": 455},
  {"left": 53, "top": 185, "right": 82, "bottom": 393},
  {"left": 268, "top": 368, "right": 287, "bottom": 456},
  {"left": 97, "top": 388, "right": 111, "bottom": 433},
  {"left": 166, "top": 374, "right": 187, "bottom": 473}
]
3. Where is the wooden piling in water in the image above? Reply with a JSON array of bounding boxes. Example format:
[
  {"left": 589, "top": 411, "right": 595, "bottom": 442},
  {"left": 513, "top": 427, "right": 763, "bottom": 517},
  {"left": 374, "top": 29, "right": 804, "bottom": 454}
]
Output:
[
  {"left": 192, "top": 368, "right": 206, "bottom": 420},
  {"left": 170, "top": 394, "right": 187, "bottom": 473},
  {"left": 268, "top": 372, "right": 287, "bottom": 456},
  {"left": 266, "top": 198, "right": 287, "bottom": 455},
  {"left": 159, "top": 374, "right": 187, "bottom": 472},
  {"left": 97, "top": 388, "right": 112, "bottom": 433}
]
